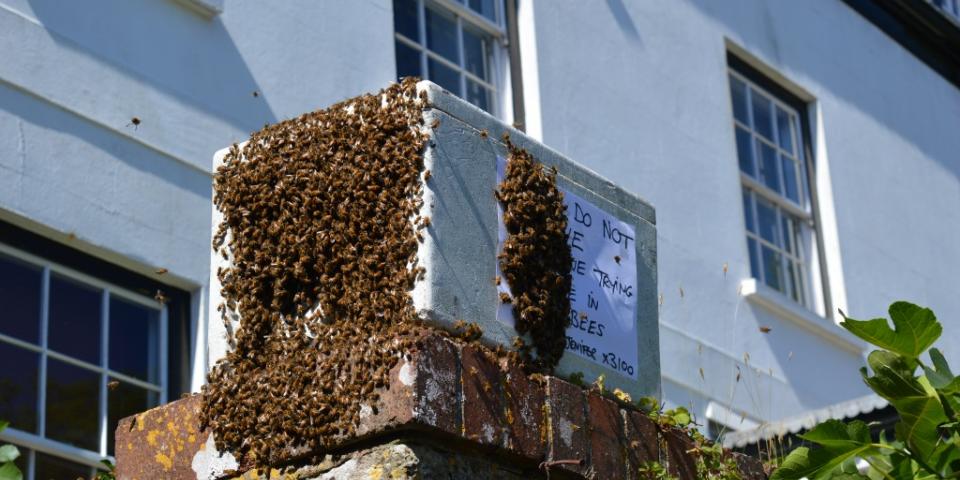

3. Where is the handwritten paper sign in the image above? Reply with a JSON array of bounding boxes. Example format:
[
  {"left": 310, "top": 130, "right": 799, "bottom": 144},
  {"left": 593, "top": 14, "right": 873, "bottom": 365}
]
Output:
[{"left": 496, "top": 157, "right": 639, "bottom": 379}]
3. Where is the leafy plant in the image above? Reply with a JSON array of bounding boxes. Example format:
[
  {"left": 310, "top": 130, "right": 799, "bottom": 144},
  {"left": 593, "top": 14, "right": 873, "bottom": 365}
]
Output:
[
  {"left": 0, "top": 421, "right": 22, "bottom": 480},
  {"left": 773, "top": 301, "right": 960, "bottom": 479},
  {"left": 94, "top": 459, "right": 116, "bottom": 480}
]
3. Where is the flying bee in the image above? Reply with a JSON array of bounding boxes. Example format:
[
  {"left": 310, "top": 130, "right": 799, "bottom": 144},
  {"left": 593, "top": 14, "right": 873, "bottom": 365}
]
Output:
[
  {"left": 107, "top": 380, "right": 120, "bottom": 390},
  {"left": 128, "top": 117, "right": 141, "bottom": 129},
  {"left": 614, "top": 255, "right": 621, "bottom": 264},
  {"left": 154, "top": 289, "right": 169, "bottom": 305}
]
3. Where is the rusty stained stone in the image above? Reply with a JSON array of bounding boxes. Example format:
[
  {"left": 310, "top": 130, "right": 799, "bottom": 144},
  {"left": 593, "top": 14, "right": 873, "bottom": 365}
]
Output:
[
  {"left": 586, "top": 395, "right": 626, "bottom": 479},
  {"left": 502, "top": 360, "right": 545, "bottom": 461},
  {"left": 622, "top": 409, "right": 658, "bottom": 480},
  {"left": 731, "top": 451, "right": 769, "bottom": 480},
  {"left": 115, "top": 395, "right": 207, "bottom": 480},
  {"left": 461, "top": 344, "right": 505, "bottom": 447},
  {"left": 662, "top": 427, "right": 699, "bottom": 480},
  {"left": 545, "top": 377, "right": 588, "bottom": 477}
]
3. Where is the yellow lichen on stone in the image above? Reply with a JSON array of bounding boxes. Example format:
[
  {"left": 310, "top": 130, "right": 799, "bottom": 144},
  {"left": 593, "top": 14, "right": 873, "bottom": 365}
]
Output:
[
  {"left": 167, "top": 421, "right": 178, "bottom": 433},
  {"left": 367, "top": 465, "right": 383, "bottom": 479},
  {"left": 155, "top": 451, "right": 173, "bottom": 471},
  {"left": 146, "top": 430, "right": 160, "bottom": 446},
  {"left": 137, "top": 414, "right": 145, "bottom": 431},
  {"left": 188, "top": 434, "right": 196, "bottom": 443}
]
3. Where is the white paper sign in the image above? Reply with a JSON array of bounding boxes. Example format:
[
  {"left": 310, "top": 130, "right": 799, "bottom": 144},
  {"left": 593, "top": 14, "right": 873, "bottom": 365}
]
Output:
[{"left": 496, "top": 157, "right": 639, "bottom": 379}]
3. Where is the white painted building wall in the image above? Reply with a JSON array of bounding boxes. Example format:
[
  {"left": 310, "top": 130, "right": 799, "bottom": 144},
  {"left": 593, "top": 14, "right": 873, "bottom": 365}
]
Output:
[
  {"left": 0, "top": 0, "right": 957, "bottom": 451},
  {"left": 525, "top": 0, "right": 960, "bottom": 426}
]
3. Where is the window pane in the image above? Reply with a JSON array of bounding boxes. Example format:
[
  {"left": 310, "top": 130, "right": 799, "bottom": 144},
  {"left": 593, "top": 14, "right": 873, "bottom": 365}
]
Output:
[
  {"left": 466, "top": 79, "right": 490, "bottom": 112},
  {"left": 428, "top": 57, "right": 461, "bottom": 94},
  {"left": 36, "top": 451, "right": 92, "bottom": 480},
  {"left": 425, "top": 7, "right": 458, "bottom": 63},
  {"left": 110, "top": 297, "right": 159, "bottom": 383},
  {"left": 468, "top": 0, "right": 497, "bottom": 22},
  {"left": 746, "top": 237, "right": 760, "bottom": 279},
  {"left": 755, "top": 197, "right": 778, "bottom": 245},
  {"left": 751, "top": 89, "right": 774, "bottom": 140},
  {"left": 735, "top": 127, "right": 754, "bottom": 176},
  {"left": 756, "top": 139, "right": 780, "bottom": 193},
  {"left": 781, "top": 215, "right": 795, "bottom": 255},
  {"left": 742, "top": 189, "right": 755, "bottom": 233},
  {"left": 781, "top": 155, "right": 800, "bottom": 204},
  {"left": 0, "top": 342, "right": 38, "bottom": 433},
  {"left": 0, "top": 253, "right": 41, "bottom": 344},
  {"left": 393, "top": 0, "right": 419, "bottom": 41},
  {"left": 107, "top": 379, "right": 159, "bottom": 455},
  {"left": 786, "top": 261, "right": 801, "bottom": 302},
  {"left": 45, "top": 359, "right": 99, "bottom": 451},
  {"left": 776, "top": 106, "right": 795, "bottom": 155},
  {"left": 462, "top": 28, "right": 488, "bottom": 79},
  {"left": 395, "top": 40, "right": 422, "bottom": 81},
  {"left": 48, "top": 274, "right": 101, "bottom": 365},
  {"left": 729, "top": 76, "right": 749, "bottom": 125},
  {"left": 761, "top": 245, "right": 783, "bottom": 292}
]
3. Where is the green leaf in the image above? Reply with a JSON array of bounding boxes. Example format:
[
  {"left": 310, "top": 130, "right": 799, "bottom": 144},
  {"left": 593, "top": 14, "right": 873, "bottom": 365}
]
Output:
[
  {"left": 772, "top": 420, "right": 878, "bottom": 480},
  {"left": 0, "top": 462, "right": 21, "bottom": 480},
  {"left": 840, "top": 302, "right": 940, "bottom": 359},
  {"left": 0, "top": 446, "right": 17, "bottom": 463},
  {"left": 0, "top": 422, "right": 7, "bottom": 433}
]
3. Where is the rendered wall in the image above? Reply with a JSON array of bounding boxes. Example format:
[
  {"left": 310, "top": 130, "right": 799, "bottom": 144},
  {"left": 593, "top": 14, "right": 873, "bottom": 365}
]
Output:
[
  {"left": 524, "top": 0, "right": 960, "bottom": 425},
  {"left": 0, "top": 0, "right": 397, "bottom": 390}
]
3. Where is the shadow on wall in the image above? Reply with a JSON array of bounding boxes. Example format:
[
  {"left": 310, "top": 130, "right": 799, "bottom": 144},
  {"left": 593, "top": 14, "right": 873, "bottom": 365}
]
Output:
[
  {"left": 605, "top": 0, "right": 643, "bottom": 44},
  {"left": 25, "top": 0, "right": 277, "bottom": 132},
  {"left": 688, "top": 0, "right": 960, "bottom": 181}
]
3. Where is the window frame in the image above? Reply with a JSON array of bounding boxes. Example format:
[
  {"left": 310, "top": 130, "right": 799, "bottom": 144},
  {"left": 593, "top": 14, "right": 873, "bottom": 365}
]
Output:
[
  {"left": 727, "top": 56, "right": 829, "bottom": 314},
  {"left": 0, "top": 241, "right": 169, "bottom": 477},
  {"left": 393, "top": 0, "right": 509, "bottom": 118}
]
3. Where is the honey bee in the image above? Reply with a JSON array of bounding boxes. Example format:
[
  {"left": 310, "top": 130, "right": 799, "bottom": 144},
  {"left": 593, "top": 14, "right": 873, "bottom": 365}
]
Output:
[
  {"left": 423, "top": 169, "right": 431, "bottom": 181},
  {"left": 614, "top": 255, "right": 621, "bottom": 264},
  {"left": 154, "top": 289, "right": 168, "bottom": 305},
  {"left": 479, "top": 129, "right": 488, "bottom": 138},
  {"left": 107, "top": 380, "right": 120, "bottom": 390},
  {"left": 128, "top": 117, "right": 141, "bottom": 129},
  {"left": 155, "top": 268, "right": 168, "bottom": 275},
  {"left": 252, "top": 91, "right": 259, "bottom": 98}
]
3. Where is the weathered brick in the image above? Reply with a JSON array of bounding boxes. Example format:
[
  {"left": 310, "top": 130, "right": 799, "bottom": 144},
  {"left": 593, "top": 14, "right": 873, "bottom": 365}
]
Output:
[
  {"left": 732, "top": 451, "right": 768, "bottom": 479},
  {"left": 357, "top": 333, "right": 460, "bottom": 437},
  {"left": 623, "top": 409, "right": 658, "bottom": 479},
  {"left": 663, "top": 427, "right": 699, "bottom": 479},
  {"left": 115, "top": 395, "right": 209, "bottom": 480},
  {"left": 461, "top": 344, "right": 505, "bottom": 447},
  {"left": 545, "top": 377, "right": 588, "bottom": 476},
  {"left": 586, "top": 394, "right": 626, "bottom": 479},
  {"left": 502, "top": 361, "right": 546, "bottom": 461}
]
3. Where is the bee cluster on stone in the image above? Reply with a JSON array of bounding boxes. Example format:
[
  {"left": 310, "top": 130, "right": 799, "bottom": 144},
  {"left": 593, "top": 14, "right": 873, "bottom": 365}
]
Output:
[
  {"left": 496, "top": 134, "right": 573, "bottom": 372},
  {"left": 199, "top": 77, "right": 572, "bottom": 467}
]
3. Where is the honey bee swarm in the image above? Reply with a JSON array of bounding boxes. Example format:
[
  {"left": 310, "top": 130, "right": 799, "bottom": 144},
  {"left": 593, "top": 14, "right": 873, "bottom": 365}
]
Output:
[
  {"left": 497, "top": 135, "right": 573, "bottom": 372},
  {"left": 201, "top": 78, "right": 429, "bottom": 463}
]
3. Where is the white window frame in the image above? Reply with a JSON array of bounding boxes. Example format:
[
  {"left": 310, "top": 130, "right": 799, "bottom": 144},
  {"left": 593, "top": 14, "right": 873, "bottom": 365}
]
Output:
[
  {"left": 730, "top": 69, "right": 818, "bottom": 310},
  {"left": 0, "top": 242, "right": 167, "bottom": 478},
  {"left": 394, "top": 0, "right": 511, "bottom": 119}
]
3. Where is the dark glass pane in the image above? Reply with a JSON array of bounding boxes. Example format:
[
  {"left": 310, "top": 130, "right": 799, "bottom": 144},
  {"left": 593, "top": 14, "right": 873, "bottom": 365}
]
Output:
[
  {"left": 45, "top": 359, "right": 99, "bottom": 451},
  {"left": 756, "top": 139, "right": 780, "bottom": 193},
  {"left": 469, "top": 0, "right": 496, "bottom": 22},
  {"left": 751, "top": 89, "right": 774, "bottom": 140},
  {"left": 762, "top": 246, "right": 783, "bottom": 292},
  {"left": 742, "top": 189, "right": 755, "bottom": 233},
  {"left": 393, "top": 0, "right": 420, "bottom": 40},
  {"left": 729, "top": 76, "right": 749, "bottom": 125},
  {"left": 425, "top": 7, "right": 458, "bottom": 63},
  {"left": 36, "top": 451, "right": 91, "bottom": 480},
  {"left": 781, "top": 155, "right": 800, "bottom": 204},
  {"left": 109, "top": 297, "right": 159, "bottom": 383},
  {"left": 48, "top": 274, "right": 101, "bottom": 365},
  {"left": 776, "top": 106, "right": 795, "bottom": 155},
  {"left": 0, "top": 253, "right": 42, "bottom": 344},
  {"left": 0, "top": 342, "right": 38, "bottom": 433},
  {"left": 746, "top": 237, "right": 760, "bottom": 279},
  {"left": 462, "top": 28, "right": 488, "bottom": 79},
  {"left": 755, "top": 197, "right": 778, "bottom": 245},
  {"left": 735, "top": 127, "right": 754, "bottom": 176},
  {"left": 466, "top": 80, "right": 490, "bottom": 112},
  {"left": 395, "top": 40, "right": 422, "bottom": 81},
  {"left": 428, "top": 58, "right": 461, "bottom": 94},
  {"left": 107, "top": 379, "right": 158, "bottom": 455}
]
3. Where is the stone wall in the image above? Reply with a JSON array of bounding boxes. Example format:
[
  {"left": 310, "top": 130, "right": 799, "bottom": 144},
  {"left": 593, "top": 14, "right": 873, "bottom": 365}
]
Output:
[{"left": 116, "top": 333, "right": 765, "bottom": 479}]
